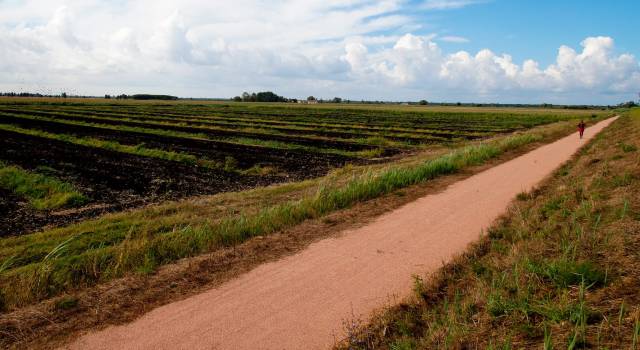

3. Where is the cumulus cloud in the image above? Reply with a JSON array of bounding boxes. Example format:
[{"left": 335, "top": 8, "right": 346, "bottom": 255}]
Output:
[
  {"left": 0, "top": 0, "right": 638, "bottom": 103},
  {"left": 344, "top": 34, "right": 640, "bottom": 99}
]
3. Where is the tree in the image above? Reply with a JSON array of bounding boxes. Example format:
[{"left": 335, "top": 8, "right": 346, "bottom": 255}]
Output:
[
  {"left": 307, "top": 96, "right": 316, "bottom": 101},
  {"left": 105, "top": 94, "right": 111, "bottom": 99},
  {"left": 256, "top": 91, "right": 286, "bottom": 102},
  {"left": 418, "top": 100, "right": 428, "bottom": 105},
  {"left": 233, "top": 96, "right": 242, "bottom": 102},
  {"left": 61, "top": 92, "right": 67, "bottom": 98},
  {"left": 331, "top": 97, "right": 342, "bottom": 103},
  {"left": 619, "top": 101, "right": 637, "bottom": 108},
  {"left": 241, "top": 92, "right": 250, "bottom": 102}
]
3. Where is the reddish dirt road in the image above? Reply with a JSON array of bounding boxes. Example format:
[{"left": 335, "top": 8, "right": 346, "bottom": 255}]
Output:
[{"left": 67, "top": 118, "right": 617, "bottom": 350}]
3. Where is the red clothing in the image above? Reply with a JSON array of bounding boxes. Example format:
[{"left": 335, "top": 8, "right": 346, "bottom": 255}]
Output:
[{"left": 578, "top": 122, "right": 586, "bottom": 138}]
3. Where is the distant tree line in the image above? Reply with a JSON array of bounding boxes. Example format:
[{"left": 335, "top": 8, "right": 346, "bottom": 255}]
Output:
[
  {"left": 232, "top": 91, "right": 290, "bottom": 103},
  {"left": 0, "top": 92, "right": 70, "bottom": 98},
  {"left": 105, "top": 94, "right": 178, "bottom": 100}
]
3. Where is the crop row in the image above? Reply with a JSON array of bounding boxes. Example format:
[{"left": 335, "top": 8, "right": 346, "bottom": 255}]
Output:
[
  {"left": 0, "top": 161, "right": 86, "bottom": 210},
  {"left": 0, "top": 109, "right": 399, "bottom": 152},
  {"left": 0, "top": 112, "right": 386, "bottom": 159},
  {"left": 6, "top": 102, "right": 576, "bottom": 135},
  {"left": 8, "top": 105, "right": 493, "bottom": 141}
]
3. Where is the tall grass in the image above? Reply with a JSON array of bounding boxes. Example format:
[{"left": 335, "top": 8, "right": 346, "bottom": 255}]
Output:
[
  {"left": 0, "top": 161, "right": 86, "bottom": 210},
  {"left": 0, "top": 130, "right": 543, "bottom": 309}
]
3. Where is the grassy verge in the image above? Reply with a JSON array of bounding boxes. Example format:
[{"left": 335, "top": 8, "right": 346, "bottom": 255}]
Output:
[
  {"left": 0, "top": 161, "right": 86, "bottom": 210},
  {"left": 0, "top": 123, "right": 223, "bottom": 170},
  {"left": 0, "top": 117, "right": 596, "bottom": 311},
  {"left": 339, "top": 111, "right": 638, "bottom": 349}
]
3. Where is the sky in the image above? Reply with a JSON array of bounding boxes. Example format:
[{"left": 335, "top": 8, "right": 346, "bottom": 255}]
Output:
[{"left": 0, "top": 0, "right": 639, "bottom": 104}]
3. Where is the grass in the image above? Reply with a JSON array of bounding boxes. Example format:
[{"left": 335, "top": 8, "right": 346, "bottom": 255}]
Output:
[
  {"left": 0, "top": 123, "right": 223, "bottom": 170},
  {"left": 338, "top": 109, "right": 639, "bottom": 349},
  {"left": 0, "top": 161, "right": 86, "bottom": 210},
  {"left": 0, "top": 118, "right": 585, "bottom": 311}
]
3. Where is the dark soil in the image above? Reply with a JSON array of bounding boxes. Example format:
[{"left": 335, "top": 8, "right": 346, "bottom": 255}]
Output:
[
  {"left": 0, "top": 109, "right": 384, "bottom": 153},
  {"left": 0, "top": 114, "right": 361, "bottom": 173},
  {"left": 9, "top": 107, "right": 464, "bottom": 143},
  {"left": 0, "top": 130, "right": 289, "bottom": 236},
  {"left": 0, "top": 189, "right": 42, "bottom": 235}
]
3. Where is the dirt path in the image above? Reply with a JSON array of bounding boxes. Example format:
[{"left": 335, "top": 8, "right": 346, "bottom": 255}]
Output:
[{"left": 67, "top": 118, "right": 617, "bottom": 350}]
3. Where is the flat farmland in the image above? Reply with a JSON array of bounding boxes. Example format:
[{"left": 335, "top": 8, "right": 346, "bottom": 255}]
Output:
[{"left": 0, "top": 100, "right": 604, "bottom": 236}]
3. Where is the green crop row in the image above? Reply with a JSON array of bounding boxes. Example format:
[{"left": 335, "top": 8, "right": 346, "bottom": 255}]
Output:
[
  {"left": 0, "top": 108, "right": 390, "bottom": 151},
  {"left": 0, "top": 123, "right": 222, "bottom": 169},
  {"left": 0, "top": 112, "right": 383, "bottom": 158},
  {"left": 0, "top": 161, "right": 86, "bottom": 210},
  {"left": 8, "top": 106, "right": 488, "bottom": 141}
]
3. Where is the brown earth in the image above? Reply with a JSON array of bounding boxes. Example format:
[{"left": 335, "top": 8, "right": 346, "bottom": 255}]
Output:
[{"left": 55, "top": 119, "right": 616, "bottom": 349}]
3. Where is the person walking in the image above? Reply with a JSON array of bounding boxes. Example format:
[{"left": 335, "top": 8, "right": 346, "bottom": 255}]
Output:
[{"left": 577, "top": 120, "right": 586, "bottom": 139}]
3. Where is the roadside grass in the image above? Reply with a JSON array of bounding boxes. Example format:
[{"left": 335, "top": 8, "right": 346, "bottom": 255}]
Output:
[
  {"left": 0, "top": 123, "right": 224, "bottom": 170},
  {"left": 0, "top": 161, "right": 86, "bottom": 210},
  {"left": 338, "top": 110, "right": 639, "bottom": 349},
  {"left": 0, "top": 117, "right": 598, "bottom": 311}
]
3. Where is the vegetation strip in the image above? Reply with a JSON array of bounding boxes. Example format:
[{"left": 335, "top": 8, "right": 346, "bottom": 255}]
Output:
[
  {"left": 0, "top": 122, "right": 573, "bottom": 310},
  {"left": 0, "top": 123, "right": 222, "bottom": 169},
  {"left": 0, "top": 161, "right": 86, "bottom": 210},
  {"left": 0, "top": 112, "right": 378, "bottom": 158},
  {"left": 338, "top": 111, "right": 639, "bottom": 349},
  {"left": 10, "top": 107, "right": 486, "bottom": 141},
  {"left": 0, "top": 109, "right": 384, "bottom": 152}
]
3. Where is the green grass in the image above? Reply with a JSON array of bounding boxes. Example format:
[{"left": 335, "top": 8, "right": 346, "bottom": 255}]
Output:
[
  {"left": 0, "top": 123, "right": 563, "bottom": 310},
  {"left": 0, "top": 161, "right": 86, "bottom": 210}
]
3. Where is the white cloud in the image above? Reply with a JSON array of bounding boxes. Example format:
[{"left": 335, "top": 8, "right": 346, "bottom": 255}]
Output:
[
  {"left": 422, "top": 0, "right": 486, "bottom": 10},
  {"left": 439, "top": 35, "right": 470, "bottom": 43},
  {"left": 0, "top": 1, "right": 638, "bottom": 103},
  {"left": 342, "top": 34, "right": 640, "bottom": 101}
]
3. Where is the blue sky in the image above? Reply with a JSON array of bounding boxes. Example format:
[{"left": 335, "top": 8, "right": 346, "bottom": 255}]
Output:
[
  {"left": 418, "top": 0, "right": 640, "bottom": 66},
  {"left": 0, "top": 0, "right": 639, "bottom": 104}
]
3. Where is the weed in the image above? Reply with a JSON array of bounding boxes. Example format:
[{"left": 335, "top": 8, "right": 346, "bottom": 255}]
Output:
[
  {"left": 527, "top": 259, "right": 606, "bottom": 289},
  {"left": 516, "top": 191, "right": 531, "bottom": 201},
  {"left": 223, "top": 156, "right": 239, "bottom": 172},
  {"left": 0, "top": 161, "right": 86, "bottom": 210},
  {"left": 619, "top": 142, "right": 637, "bottom": 153},
  {"left": 55, "top": 296, "right": 78, "bottom": 310}
]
